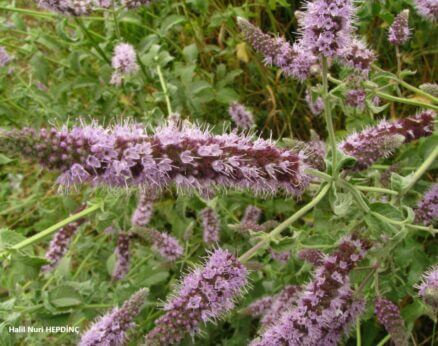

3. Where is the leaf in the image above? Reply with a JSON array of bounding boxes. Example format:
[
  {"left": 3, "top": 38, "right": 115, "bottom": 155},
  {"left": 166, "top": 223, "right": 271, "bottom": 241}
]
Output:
[
  {"left": 14, "top": 254, "right": 49, "bottom": 268},
  {"left": 390, "top": 172, "right": 414, "bottom": 192},
  {"left": 49, "top": 286, "right": 82, "bottom": 308},
  {"left": 141, "top": 270, "right": 169, "bottom": 287},
  {"left": 0, "top": 154, "right": 12, "bottom": 165},
  {"left": 236, "top": 42, "right": 249, "bottom": 63},
  {"left": 183, "top": 44, "right": 199, "bottom": 63}
]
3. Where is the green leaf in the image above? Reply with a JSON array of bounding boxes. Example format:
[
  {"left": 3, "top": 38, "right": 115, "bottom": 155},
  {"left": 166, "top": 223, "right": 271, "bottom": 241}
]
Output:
[
  {"left": 49, "top": 286, "right": 82, "bottom": 308},
  {"left": 390, "top": 172, "right": 414, "bottom": 192},
  {"left": 0, "top": 154, "right": 12, "bottom": 165},
  {"left": 182, "top": 44, "right": 199, "bottom": 63}
]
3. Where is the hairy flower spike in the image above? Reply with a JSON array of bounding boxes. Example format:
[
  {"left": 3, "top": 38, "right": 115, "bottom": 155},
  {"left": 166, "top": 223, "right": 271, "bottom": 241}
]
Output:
[
  {"left": 131, "top": 191, "right": 155, "bottom": 227},
  {"left": 145, "top": 248, "right": 248, "bottom": 345},
  {"left": 414, "top": 0, "right": 438, "bottom": 22},
  {"left": 388, "top": 10, "right": 411, "bottom": 45},
  {"left": 305, "top": 89, "right": 324, "bottom": 116},
  {"left": 415, "top": 184, "right": 438, "bottom": 226},
  {"left": 340, "top": 38, "right": 376, "bottom": 75},
  {"left": 243, "top": 296, "right": 273, "bottom": 317},
  {"left": 0, "top": 46, "right": 11, "bottom": 67},
  {"left": 297, "top": 248, "right": 324, "bottom": 266},
  {"left": 238, "top": 205, "right": 263, "bottom": 232},
  {"left": 345, "top": 89, "right": 366, "bottom": 109},
  {"left": 260, "top": 285, "right": 301, "bottom": 327},
  {"left": 416, "top": 265, "right": 438, "bottom": 312},
  {"left": 41, "top": 206, "right": 86, "bottom": 272},
  {"left": 419, "top": 83, "right": 438, "bottom": 97},
  {"left": 112, "top": 232, "right": 131, "bottom": 281},
  {"left": 252, "top": 234, "right": 371, "bottom": 345},
  {"left": 200, "top": 207, "right": 220, "bottom": 244},
  {"left": 110, "top": 43, "right": 139, "bottom": 86},
  {"left": 148, "top": 229, "right": 183, "bottom": 262},
  {"left": 375, "top": 297, "right": 409, "bottom": 346},
  {"left": 338, "top": 111, "right": 436, "bottom": 169},
  {"left": 38, "top": 0, "right": 93, "bottom": 15},
  {"left": 237, "top": 17, "right": 316, "bottom": 81},
  {"left": 1, "top": 121, "right": 310, "bottom": 196},
  {"left": 228, "top": 102, "right": 255, "bottom": 129},
  {"left": 298, "top": 0, "right": 355, "bottom": 58},
  {"left": 79, "top": 288, "right": 148, "bottom": 346}
]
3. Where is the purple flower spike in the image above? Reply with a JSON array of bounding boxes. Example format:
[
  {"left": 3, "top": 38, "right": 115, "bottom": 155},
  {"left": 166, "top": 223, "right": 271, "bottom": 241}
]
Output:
[
  {"left": 414, "top": 0, "right": 438, "bottom": 22},
  {"left": 416, "top": 265, "right": 438, "bottom": 311},
  {"left": 338, "top": 111, "right": 436, "bottom": 170},
  {"left": 145, "top": 248, "right": 248, "bottom": 345},
  {"left": 415, "top": 184, "right": 438, "bottom": 226},
  {"left": 388, "top": 10, "right": 411, "bottom": 45},
  {"left": 260, "top": 285, "right": 301, "bottom": 327},
  {"left": 1, "top": 121, "right": 310, "bottom": 196},
  {"left": 298, "top": 0, "right": 355, "bottom": 58},
  {"left": 110, "top": 43, "right": 139, "bottom": 86},
  {"left": 200, "top": 207, "right": 220, "bottom": 244},
  {"left": 79, "top": 288, "right": 148, "bottom": 346},
  {"left": 122, "top": 0, "right": 152, "bottom": 9},
  {"left": 38, "top": 0, "right": 94, "bottom": 16},
  {"left": 131, "top": 190, "right": 155, "bottom": 227},
  {"left": 269, "top": 249, "right": 291, "bottom": 264},
  {"left": 112, "top": 232, "right": 131, "bottom": 281},
  {"left": 375, "top": 297, "right": 409, "bottom": 346},
  {"left": 297, "top": 248, "right": 324, "bottom": 266},
  {"left": 340, "top": 38, "right": 376, "bottom": 75},
  {"left": 0, "top": 46, "right": 11, "bottom": 67},
  {"left": 42, "top": 206, "right": 86, "bottom": 272},
  {"left": 252, "top": 234, "right": 371, "bottom": 345},
  {"left": 237, "top": 17, "right": 316, "bottom": 81},
  {"left": 148, "top": 229, "right": 183, "bottom": 262},
  {"left": 228, "top": 102, "right": 255, "bottom": 129},
  {"left": 243, "top": 296, "right": 273, "bottom": 317},
  {"left": 305, "top": 89, "right": 324, "bottom": 116},
  {"left": 345, "top": 89, "right": 366, "bottom": 109}
]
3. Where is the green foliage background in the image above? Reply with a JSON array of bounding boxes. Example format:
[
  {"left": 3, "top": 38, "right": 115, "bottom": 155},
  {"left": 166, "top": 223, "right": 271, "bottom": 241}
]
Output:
[{"left": 0, "top": 0, "right": 437, "bottom": 345}]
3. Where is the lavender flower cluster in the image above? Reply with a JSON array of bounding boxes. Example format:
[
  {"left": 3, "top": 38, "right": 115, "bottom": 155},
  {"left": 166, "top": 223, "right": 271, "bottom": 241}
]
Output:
[
  {"left": 110, "top": 43, "right": 139, "bottom": 86},
  {"left": 251, "top": 234, "right": 371, "bottom": 345},
  {"left": 1, "top": 121, "right": 310, "bottom": 196},
  {"left": 417, "top": 265, "right": 438, "bottom": 311},
  {"left": 305, "top": 89, "right": 324, "bottom": 116},
  {"left": 237, "top": 17, "right": 316, "bottom": 81},
  {"left": 145, "top": 248, "right": 248, "bottom": 345},
  {"left": 388, "top": 10, "right": 411, "bottom": 45},
  {"left": 42, "top": 206, "right": 86, "bottom": 272},
  {"left": 260, "top": 285, "right": 301, "bottom": 327},
  {"left": 298, "top": 0, "right": 354, "bottom": 58},
  {"left": 200, "top": 207, "right": 220, "bottom": 244},
  {"left": 228, "top": 102, "right": 255, "bottom": 130},
  {"left": 112, "top": 232, "right": 131, "bottom": 280},
  {"left": 148, "top": 229, "right": 183, "bottom": 262},
  {"left": 340, "top": 39, "right": 376, "bottom": 76},
  {"left": 415, "top": 184, "right": 438, "bottom": 226},
  {"left": 297, "top": 248, "right": 324, "bottom": 266},
  {"left": 414, "top": 0, "right": 438, "bottom": 22},
  {"left": 38, "top": 0, "right": 152, "bottom": 15},
  {"left": 338, "top": 111, "right": 436, "bottom": 169},
  {"left": 80, "top": 288, "right": 148, "bottom": 346},
  {"left": 243, "top": 296, "right": 273, "bottom": 318},
  {"left": 375, "top": 297, "right": 409, "bottom": 346},
  {"left": 131, "top": 190, "right": 155, "bottom": 227},
  {"left": 0, "top": 46, "right": 11, "bottom": 67}
]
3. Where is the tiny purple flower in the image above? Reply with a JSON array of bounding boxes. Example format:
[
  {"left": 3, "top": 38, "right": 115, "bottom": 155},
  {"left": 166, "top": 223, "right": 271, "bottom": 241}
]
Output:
[
  {"left": 415, "top": 184, "right": 438, "bottom": 226},
  {"left": 112, "top": 232, "right": 131, "bottom": 281},
  {"left": 148, "top": 229, "right": 183, "bottom": 262},
  {"left": 79, "top": 288, "right": 148, "bottom": 346},
  {"left": 388, "top": 10, "right": 411, "bottom": 45},
  {"left": 228, "top": 102, "right": 255, "bottom": 129},
  {"left": 414, "top": 0, "right": 438, "bottom": 22},
  {"left": 375, "top": 297, "right": 409, "bottom": 346},
  {"left": 110, "top": 43, "right": 139, "bottom": 86},
  {"left": 416, "top": 265, "right": 438, "bottom": 312},
  {"left": 200, "top": 207, "right": 220, "bottom": 244},
  {"left": 145, "top": 248, "right": 248, "bottom": 345}
]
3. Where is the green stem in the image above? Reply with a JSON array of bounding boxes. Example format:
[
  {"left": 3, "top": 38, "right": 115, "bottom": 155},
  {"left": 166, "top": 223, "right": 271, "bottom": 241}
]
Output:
[
  {"left": 8, "top": 202, "right": 102, "bottom": 253},
  {"left": 304, "top": 168, "right": 332, "bottom": 182},
  {"left": 73, "top": 18, "right": 111, "bottom": 65},
  {"left": 376, "top": 334, "right": 391, "bottom": 346},
  {"left": 375, "top": 90, "right": 438, "bottom": 111},
  {"left": 340, "top": 181, "right": 371, "bottom": 213},
  {"left": 395, "top": 46, "right": 402, "bottom": 78},
  {"left": 400, "top": 146, "right": 438, "bottom": 196},
  {"left": 156, "top": 65, "right": 172, "bottom": 115},
  {"left": 238, "top": 184, "right": 331, "bottom": 263},
  {"left": 0, "top": 6, "right": 56, "bottom": 18},
  {"left": 111, "top": 0, "right": 121, "bottom": 40},
  {"left": 355, "top": 185, "right": 398, "bottom": 196},
  {"left": 356, "top": 318, "right": 362, "bottom": 346},
  {"left": 371, "top": 212, "right": 438, "bottom": 234},
  {"left": 322, "top": 57, "right": 338, "bottom": 180},
  {"left": 372, "top": 64, "right": 438, "bottom": 103}
]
